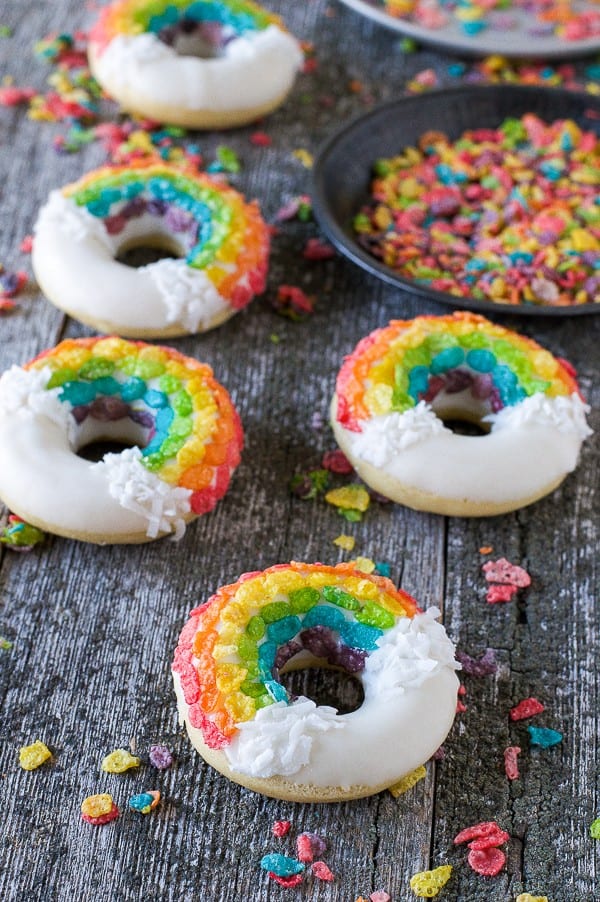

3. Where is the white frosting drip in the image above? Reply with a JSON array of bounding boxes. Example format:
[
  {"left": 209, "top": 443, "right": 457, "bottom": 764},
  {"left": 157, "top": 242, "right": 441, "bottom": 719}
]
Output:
[
  {"left": 34, "top": 191, "right": 113, "bottom": 254},
  {"left": 0, "top": 365, "right": 76, "bottom": 444},
  {"left": 98, "top": 446, "right": 192, "bottom": 540},
  {"left": 221, "top": 609, "right": 459, "bottom": 780},
  {"left": 351, "top": 401, "right": 448, "bottom": 465},
  {"left": 225, "top": 699, "right": 342, "bottom": 778},
  {"left": 143, "top": 258, "right": 228, "bottom": 332},
  {"left": 362, "top": 607, "right": 460, "bottom": 697},
  {"left": 487, "top": 392, "right": 593, "bottom": 441},
  {"left": 91, "top": 25, "right": 303, "bottom": 113}
]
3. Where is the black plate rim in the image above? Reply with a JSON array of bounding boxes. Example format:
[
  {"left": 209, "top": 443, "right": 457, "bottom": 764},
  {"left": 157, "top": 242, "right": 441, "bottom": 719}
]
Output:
[{"left": 312, "top": 83, "right": 600, "bottom": 318}]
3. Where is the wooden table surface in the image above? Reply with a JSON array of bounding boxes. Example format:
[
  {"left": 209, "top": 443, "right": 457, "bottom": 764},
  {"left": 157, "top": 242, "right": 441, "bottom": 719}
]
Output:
[{"left": 0, "top": 2, "right": 598, "bottom": 900}]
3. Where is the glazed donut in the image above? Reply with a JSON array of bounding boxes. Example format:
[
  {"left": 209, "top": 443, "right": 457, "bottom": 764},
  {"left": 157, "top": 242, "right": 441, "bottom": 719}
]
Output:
[
  {"left": 332, "top": 312, "right": 592, "bottom": 517},
  {"left": 172, "top": 562, "right": 459, "bottom": 802},
  {"left": 32, "top": 162, "right": 269, "bottom": 338},
  {"left": 88, "top": 0, "right": 303, "bottom": 128},
  {"left": 0, "top": 337, "right": 243, "bottom": 544}
]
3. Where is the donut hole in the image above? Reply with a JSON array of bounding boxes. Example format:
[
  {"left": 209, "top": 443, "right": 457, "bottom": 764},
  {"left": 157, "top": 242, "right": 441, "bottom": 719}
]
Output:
[
  {"left": 74, "top": 418, "right": 150, "bottom": 461},
  {"left": 158, "top": 21, "right": 231, "bottom": 59},
  {"left": 279, "top": 662, "right": 365, "bottom": 716},
  {"left": 116, "top": 234, "right": 184, "bottom": 269},
  {"left": 429, "top": 386, "right": 492, "bottom": 436}
]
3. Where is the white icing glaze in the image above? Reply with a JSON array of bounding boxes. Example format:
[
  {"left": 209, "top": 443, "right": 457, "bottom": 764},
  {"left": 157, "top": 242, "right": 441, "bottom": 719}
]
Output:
[
  {"left": 100, "top": 446, "right": 191, "bottom": 540},
  {"left": 32, "top": 195, "right": 232, "bottom": 335},
  {"left": 0, "top": 366, "right": 191, "bottom": 541},
  {"left": 177, "top": 608, "right": 460, "bottom": 787},
  {"left": 339, "top": 393, "right": 591, "bottom": 506},
  {"left": 91, "top": 25, "right": 303, "bottom": 114}
]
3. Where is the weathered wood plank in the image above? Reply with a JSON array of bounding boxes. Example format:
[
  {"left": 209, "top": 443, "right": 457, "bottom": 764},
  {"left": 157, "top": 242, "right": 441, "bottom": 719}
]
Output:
[{"left": 0, "top": 1, "right": 598, "bottom": 900}]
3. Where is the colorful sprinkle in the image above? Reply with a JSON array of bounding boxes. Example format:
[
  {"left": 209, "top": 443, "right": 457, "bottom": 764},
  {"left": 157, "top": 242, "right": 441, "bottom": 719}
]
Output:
[
  {"left": 510, "top": 698, "right": 545, "bottom": 721},
  {"left": 389, "top": 764, "right": 427, "bottom": 797},
  {"left": 18, "top": 740, "right": 52, "bottom": 771},
  {"left": 81, "top": 793, "right": 120, "bottom": 826},
  {"left": 101, "top": 748, "right": 141, "bottom": 773},
  {"left": 409, "top": 864, "right": 453, "bottom": 898},
  {"left": 527, "top": 726, "right": 563, "bottom": 748}
]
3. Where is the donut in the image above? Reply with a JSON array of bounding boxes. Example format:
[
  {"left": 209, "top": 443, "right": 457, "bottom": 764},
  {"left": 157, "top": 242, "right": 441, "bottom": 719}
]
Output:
[
  {"left": 0, "top": 337, "right": 243, "bottom": 544},
  {"left": 32, "top": 162, "right": 269, "bottom": 338},
  {"left": 172, "top": 562, "right": 460, "bottom": 801},
  {"left": 88, "top": 0, "right": 304, "bottom": 128},
  {"left": 332, "top": 312, "right": 592, "bottom": 517}
]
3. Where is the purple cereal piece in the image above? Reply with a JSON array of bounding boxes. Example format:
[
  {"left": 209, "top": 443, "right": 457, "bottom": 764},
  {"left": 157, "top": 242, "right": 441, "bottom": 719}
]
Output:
[
  {"left": 456, "top": 648, "right": 497, "bottom": 677},
  {"left": 149, "top": 745, "right": 173, "bottom": 770}
]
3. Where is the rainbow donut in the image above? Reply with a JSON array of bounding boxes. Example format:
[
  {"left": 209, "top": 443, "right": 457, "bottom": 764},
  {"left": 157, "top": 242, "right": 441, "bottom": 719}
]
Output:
[
  {"left": 332, "top": 312, "right": 592, "bottom": 517},
  {"left": 88, "top": 0, "right": 303, "bottom": 128},
  {"left": 0, "top": 337, "right": 243, "bottom": 544},
  {"left": 32, "top": 162, "right": 269, "bottom": 338},
  {"left": 172, "top": 562, "right": 460, "bottom": 801}
]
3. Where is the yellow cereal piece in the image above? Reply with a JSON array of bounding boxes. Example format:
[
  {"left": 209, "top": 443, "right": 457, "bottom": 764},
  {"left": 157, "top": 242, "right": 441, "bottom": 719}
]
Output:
[
  {"left": 325, "top": 485, "right": 371, "bottom": 512},
  {"left": 410, "top": 865, "right": 452, "bottom": 898},
  {"left": 389, "top": 765, "right": 426, "bottom": 797},
  {"left": 292, "top": 148, "right": 313, "bottom": 168},
  {"left": 19, "top": 740, "right": 52, "bottom": 771},
  {"left": 101, "top": 748, "right": 141, "bottom": 774},
  {"left": 215, "top": 663, "right": 247, "bottom": 693},
  {"left": 350, "top": 556, "right": 376, "bottom": 574},
  {"left": 81, "top": 793, "right": 114, "bottom": 819},
  {"left": 333, "top": 534, "right": 356, "bottom": 551},
  {"left": 569, "top": 228, "right": 599, "bottom": 252},
  {"left": 515, "top": 895, "right": 549, "bottom": 902},
  {"left": 224, "top": 690, "right": 256, "bottom": 723}
]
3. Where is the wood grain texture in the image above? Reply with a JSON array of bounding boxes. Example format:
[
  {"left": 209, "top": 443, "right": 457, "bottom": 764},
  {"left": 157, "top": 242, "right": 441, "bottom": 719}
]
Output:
[{"left": 0, "top": 1, "right": 598, "bottom": 900}]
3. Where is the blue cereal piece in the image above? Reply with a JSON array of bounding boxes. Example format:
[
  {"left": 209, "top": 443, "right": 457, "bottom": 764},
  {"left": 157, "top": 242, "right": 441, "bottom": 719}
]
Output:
[
  {"left": 260, "top": 854, "right": 305, "bottom": 877},
  {"left": 528, "top": 726, "right": 563, "bottom": 749}
]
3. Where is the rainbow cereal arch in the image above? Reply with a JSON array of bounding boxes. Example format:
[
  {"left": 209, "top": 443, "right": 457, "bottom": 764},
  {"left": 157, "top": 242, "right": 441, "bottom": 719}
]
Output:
[
  {"left": 172, "top": 562, "right": 418, "bottom": 750},
  {"left": 90, "top": 0, "right": 281, "bottom": 51},
  {"left": 336, "top": 312, "right": 580, "bottom": 432},
  {"left": 63, "top": 162, "right": 269, "bottom": 311},
  {"left": 28, "top": 336, "right": 243, "bottom": 514}
]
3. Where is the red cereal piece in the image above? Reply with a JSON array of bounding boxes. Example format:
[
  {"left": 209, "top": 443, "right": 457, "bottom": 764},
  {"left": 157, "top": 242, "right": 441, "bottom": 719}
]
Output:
[
  {"left": 296, "top": 833, "right": 314, "bottom": 863},
  {"left": 469, "top": 830, "right": 510, "bottom": 851},
  {"left": 322, "top": 449, "right": 354, "bottom": 474},
  {"left": 482, "top": 558, "right": 531, "bottom": 587},
  {"left": 268, "top": 872, "right": 304, "bottom": 887},
  {"left": 504, "top": 746, "right": 521, "bottom": 781},
  {"left": 312, "top": 861, "right": 334, "bottom": 882},
  {"left": 510, "top": 698, "right": 545, "bottom": 721},
  {"left": 272, "top": 820, "right": 291, "bottom": 838},
  {"left": 81, "top": 802, "right": 120, "bottom": 826},
  {"left": 486, "top": 584, "right": 518, "bottom": 604},
  {"left": 250, "top": 131, "right": 272, "bottom": 147},
  {"left": 0, "top": 86, "right": 36, "bottom": 106},
  {"left": 19, "top": 236, "right": 33, "bottom": 254},
  {"left": 303, "top": 238, "right": 336, "bottom": 260},
  {"left": 467, "top": 846, "right": 506, "bottom": 877},
  {"left": 454, "top": 821, "right": 503, "bottom": 845}
]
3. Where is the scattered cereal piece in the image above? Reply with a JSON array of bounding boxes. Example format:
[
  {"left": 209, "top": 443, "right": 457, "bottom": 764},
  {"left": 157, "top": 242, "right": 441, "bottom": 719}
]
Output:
[
  {"left": 1, "top": 515, "right": 45, "bottom": 551},
  {"left": 273, "top": 284, "right": 315, "bottom": 319},
  {"left": 589, "top": 818, "right": 600, "bottom": 839},
  {"left": 409, "top": 864, "right": 453, "bottom": 897},
  {"left": 467, "top": 846, "right": 506, "bottom": 876},
  {"left": 334, "top": 534, "right": 356, "bottom": 551},
  {"left": 483, "top": 559, "right": 531, "bottom": 587},
  {"left": 19, "top": 740, "right": 52, "bottom": 771},
  {"left": 101, "top": 748, "right": 141, "bottom": 773},
  {"left": 0, "top": 636, "right": 12, "bottom": 650},
  {"left": 504, "top": 746, "right": 521, "bottom": 781},
  {"left": 322, "top": 449, "right": 353, "bottom": 474},
  {"left": 374, "top": 561, "right": 391, "bottom": 578},
  {"left": 454, "top": 821, "right": 505, "bottom": 845},
  {"left": 129, "top": 790, "right": 160, "bottom": 814},
  {"left": 312, "top": 861, "right": 335, "bottom": 881},
  {"left": 325, "top": 485, "right": 370, "bottom": 513},
  {"left": 272, "top": 820, "right": 291, "bottom": 838},
  {"left": 296, "top": 832, "right": 327, "bottom": 863},
  {"left": 290, "top": 468, "right": 330, "bottom": 500},
  {"left": 260, "top": 853, "right": 305, "bottom": 878},
  {"left": 486, "top": 584, "right": 518, "bottom": 604},
  {"left": 527, "top": 726, "right": 563, "bottom": 749},
  {"left": 479, "top": 546, "right": 493, "bottom": 554},
  {"left": 370, "top": 893, "right": 391, "bottom": 902},
  {"left": 268, "top": 872, "right": 304, "bottom": 887},
  {"left": 516, "top": 895, "right": 549, "bottom": 902},
  {"left": 81, "top": 793, "right": 119, "bottom": 825},
  {"left": 510, "top": 698, "right": 545, "bottom": 721},
  {"left": 149, "top": 744, "right": 173, "bottom": 769},
  {"left": 456, "top": 648, "right": 497, "bottom": 676},
  {"left": 303, "top": 238, "right": 335, "bottom": 261},
  {"left": 292, "top": 148, "right": 313, "bottom": 168},
  {"left": 250, "top": 131, "right": 271, "bottom": 147},
  {"left": 389, "top": 765, "right": 427, "bottom": 797},
  {"left": 19, "top": 235, "right": 33, "bottom": 253}
]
